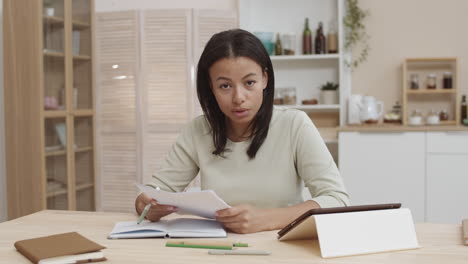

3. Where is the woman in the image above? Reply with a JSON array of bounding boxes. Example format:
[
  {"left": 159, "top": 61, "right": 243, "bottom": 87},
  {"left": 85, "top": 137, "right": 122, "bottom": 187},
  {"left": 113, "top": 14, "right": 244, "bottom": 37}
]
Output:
[{"left": 135, "top": 29, "right": 349, "bottom": 234}]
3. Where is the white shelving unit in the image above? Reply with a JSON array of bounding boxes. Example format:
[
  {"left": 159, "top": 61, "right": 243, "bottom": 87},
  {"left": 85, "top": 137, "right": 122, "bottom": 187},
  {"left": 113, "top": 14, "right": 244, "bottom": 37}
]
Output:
[
  {"left": 270, "top": 54, "right": 341, "bottom": 61},
  {"left": 239, "top": 0, "right": 351, "bottom": 165},
  {"left": 238, "top": 0, "right": 351, "bottom": 127},
  {"left": 280, "top": 104, "right": 340, "bottom": 111}
]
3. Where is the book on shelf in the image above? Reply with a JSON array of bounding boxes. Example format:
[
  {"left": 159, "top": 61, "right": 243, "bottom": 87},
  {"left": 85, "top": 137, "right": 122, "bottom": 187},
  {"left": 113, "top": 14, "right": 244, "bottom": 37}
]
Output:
[
  {"left": 54, "top": 123, "right": 66, "bottom": 147},
  {"left": 72, "top": 30, "right": 80, "bottom": 55}
]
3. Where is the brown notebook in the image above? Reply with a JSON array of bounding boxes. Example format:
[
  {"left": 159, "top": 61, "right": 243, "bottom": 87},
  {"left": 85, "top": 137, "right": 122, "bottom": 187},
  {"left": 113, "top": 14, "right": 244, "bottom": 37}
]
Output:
[{"left": 14, "top": 232, "right": 106, "bottom": 264}]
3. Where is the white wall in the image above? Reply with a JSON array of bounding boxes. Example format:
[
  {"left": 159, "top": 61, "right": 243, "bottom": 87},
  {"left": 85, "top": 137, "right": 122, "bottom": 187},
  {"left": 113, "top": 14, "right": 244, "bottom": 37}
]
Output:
[
  {"left": 352, "top": 0, "right": 468, "bottom": 112},
  {"left": 0, "top": 0, "right": 7, "bottom": 222},
  {"left": 95, "top": 0, "right": 237, "bottom": 12}
]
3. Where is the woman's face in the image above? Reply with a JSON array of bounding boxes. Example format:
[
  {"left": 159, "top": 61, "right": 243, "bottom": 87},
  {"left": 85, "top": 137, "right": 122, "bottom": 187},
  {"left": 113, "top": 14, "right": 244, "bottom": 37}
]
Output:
[{"left": 209, "top": 56, "right": 268, "bottom": 132}]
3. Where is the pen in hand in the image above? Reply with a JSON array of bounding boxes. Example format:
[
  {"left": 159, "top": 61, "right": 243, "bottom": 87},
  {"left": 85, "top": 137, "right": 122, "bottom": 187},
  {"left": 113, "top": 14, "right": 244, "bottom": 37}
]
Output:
[{"left": 137, "top": 203, "right": 151, "bottom": 224}]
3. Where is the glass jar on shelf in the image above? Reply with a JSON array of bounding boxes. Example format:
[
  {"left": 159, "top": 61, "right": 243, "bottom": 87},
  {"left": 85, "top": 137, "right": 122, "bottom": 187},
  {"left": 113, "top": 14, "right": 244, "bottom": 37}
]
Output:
[
  {"left": 282, "top": 33, "right": 296, "bottom": 55},
  {"left": 443, "top": 72, "right": 453, "bottom": 89},
  {"left": 439, "top": 109, "right": 449, "bottom": 121},
  {"left": 426, "top": 74, "right": 437, "bottom": 89},
  {"left": 327, "top": 21, "right": 338, "bottom": 54},
  {"left": 426, "top": 109, "right": 440, "bottom": 125},
  {"left": 408, "top": 110, "right": 423, "bottom": 126},
  {"left": 273, "top": 88, "right": 283, "bottom": 105},
  {"left": 409, "top": 74, "right": 419, "bottom": 90},
  {"left": 279, "top": 87, "right": 296, "bottom": 105}
]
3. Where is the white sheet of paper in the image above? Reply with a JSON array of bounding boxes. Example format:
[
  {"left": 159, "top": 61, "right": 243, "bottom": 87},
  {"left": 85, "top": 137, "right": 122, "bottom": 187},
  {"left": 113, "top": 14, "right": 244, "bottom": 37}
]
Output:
[
  {"left": 39, "top": 252, "right": 105, "bottom": 264},
  {"left": 137, "top": 184, "right": 230, "bottom": 219}
]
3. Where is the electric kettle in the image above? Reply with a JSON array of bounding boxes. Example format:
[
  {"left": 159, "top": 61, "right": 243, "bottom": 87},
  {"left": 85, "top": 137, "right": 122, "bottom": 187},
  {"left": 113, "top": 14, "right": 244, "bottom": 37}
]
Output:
[{"left": 359, "top": 96, "right": 383, "bottom": 124}]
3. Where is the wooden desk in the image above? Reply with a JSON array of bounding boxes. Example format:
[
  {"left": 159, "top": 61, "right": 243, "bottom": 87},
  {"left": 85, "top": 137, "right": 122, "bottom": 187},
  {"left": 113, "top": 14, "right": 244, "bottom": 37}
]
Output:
[{"left": 0, "top": 210, "right": 467, "bottom": 263}]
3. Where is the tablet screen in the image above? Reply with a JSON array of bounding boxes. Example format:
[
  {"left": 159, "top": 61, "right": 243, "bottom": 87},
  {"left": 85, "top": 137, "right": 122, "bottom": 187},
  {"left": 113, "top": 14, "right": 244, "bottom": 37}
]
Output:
[{"left": 277, "top": 203, "right": 401, "bottom": 239}]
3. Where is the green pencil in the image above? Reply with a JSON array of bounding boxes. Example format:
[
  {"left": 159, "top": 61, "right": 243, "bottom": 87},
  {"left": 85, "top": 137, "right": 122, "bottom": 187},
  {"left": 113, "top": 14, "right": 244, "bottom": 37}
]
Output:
[
  {"left": 137, "top": 204, "right": 151, "bottom": 224},
  {"left": 166, "top": 242, "right": 232, "bottom": 250}
]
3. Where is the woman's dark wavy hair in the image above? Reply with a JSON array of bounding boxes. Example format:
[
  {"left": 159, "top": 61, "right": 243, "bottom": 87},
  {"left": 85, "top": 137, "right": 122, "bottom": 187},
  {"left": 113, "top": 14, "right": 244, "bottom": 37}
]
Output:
[{"left": 196, "top": 29, "right": 275, "bottom": 160}]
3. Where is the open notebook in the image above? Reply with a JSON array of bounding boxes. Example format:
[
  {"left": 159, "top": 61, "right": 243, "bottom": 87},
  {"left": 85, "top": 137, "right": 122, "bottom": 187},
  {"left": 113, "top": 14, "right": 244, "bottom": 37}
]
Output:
[{"left": 108, "top": 218, "right": 227, "bottom": 239}]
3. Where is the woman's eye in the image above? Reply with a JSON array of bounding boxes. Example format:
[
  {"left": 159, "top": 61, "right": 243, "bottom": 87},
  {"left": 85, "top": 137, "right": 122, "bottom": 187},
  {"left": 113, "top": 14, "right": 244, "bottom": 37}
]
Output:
[
  {"left": 246, "top": 80, "right": 256, "bottom": 86},
  {"left": 219, "top": 84, "right": 230, "bottom": 89}
]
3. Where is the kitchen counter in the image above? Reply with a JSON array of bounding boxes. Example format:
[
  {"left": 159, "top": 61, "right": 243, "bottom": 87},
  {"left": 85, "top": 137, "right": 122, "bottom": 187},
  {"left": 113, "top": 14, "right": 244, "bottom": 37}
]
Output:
[{"left": 339, "top": 124, "right": 468, "bottom": 132}]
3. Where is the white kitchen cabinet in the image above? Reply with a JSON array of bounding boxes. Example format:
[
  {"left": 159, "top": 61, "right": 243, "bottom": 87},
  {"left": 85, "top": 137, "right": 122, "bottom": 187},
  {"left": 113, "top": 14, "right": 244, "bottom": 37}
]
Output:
[
  {"left": 426, "top": 131, "right": 468, "bottom": 154},
  {"left": 339, "top": 132, "right": 426, "bottom": 222},
  {"left": 426, "top": 132, "right": 468, "bottom": 223},
  {"left": 426, "top": 154, "right": 468, "bottom": 223}
]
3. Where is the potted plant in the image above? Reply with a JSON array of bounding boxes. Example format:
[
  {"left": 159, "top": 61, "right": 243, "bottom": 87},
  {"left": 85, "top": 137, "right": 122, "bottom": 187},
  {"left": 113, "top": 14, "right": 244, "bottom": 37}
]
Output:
[
  {"left": 320, "top": 82, "right": 339, "bottom": 105},
  {"left": 343, "top": 0, "right": 370, "bottom": 69}
]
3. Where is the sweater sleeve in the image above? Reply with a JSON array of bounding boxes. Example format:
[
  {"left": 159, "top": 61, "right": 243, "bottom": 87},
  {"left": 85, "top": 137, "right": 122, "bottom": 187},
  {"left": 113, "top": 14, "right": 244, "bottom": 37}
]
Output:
[
  {"left": 293, "top": 112, "right": 349, "bottom": 208},
  {"left": 148, "top": 120, "right": 200, "bottom": 192}
]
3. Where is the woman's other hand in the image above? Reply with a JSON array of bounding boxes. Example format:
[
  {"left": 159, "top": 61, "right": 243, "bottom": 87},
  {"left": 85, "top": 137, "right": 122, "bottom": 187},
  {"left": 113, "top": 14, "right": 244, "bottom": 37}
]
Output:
[{"left": 215, "top": 204, "right": 271, "bottom": 234}]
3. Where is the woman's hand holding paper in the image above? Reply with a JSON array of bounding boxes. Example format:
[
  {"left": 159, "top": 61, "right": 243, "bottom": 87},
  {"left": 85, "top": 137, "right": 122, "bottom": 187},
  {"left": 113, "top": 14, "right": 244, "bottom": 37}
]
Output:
[{"left": 135, "top": 193, "right": 178, "bottom": 222}]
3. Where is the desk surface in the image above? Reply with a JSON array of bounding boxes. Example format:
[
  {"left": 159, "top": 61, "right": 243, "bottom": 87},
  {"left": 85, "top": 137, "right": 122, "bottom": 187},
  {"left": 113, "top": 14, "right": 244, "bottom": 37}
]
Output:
[{"left": 0, "top": 210, "right": 467, "bottom": 263}]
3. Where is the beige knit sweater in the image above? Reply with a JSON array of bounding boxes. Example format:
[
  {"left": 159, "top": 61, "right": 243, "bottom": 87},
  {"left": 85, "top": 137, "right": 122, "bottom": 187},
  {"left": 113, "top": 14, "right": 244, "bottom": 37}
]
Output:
[{"left": 149, "top": 107, "right": 349, "bottom": 209}]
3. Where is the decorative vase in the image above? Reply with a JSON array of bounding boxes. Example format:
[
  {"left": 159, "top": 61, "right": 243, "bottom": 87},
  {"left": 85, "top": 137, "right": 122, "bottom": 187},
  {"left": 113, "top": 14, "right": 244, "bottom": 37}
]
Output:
[{"left": 320, "top": 90, "right": 338, "bottom": 105}]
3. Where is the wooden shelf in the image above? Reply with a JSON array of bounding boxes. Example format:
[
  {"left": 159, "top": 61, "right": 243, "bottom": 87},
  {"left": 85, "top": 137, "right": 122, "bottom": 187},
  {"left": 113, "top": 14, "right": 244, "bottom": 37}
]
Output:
[
  {"left": 406, "top": 57, "right": 457, "bottom": 63},
  {"left": 73, "top": 55, "right": 91, "bottom": 61},
  {"left": 44, "top": 50, "right": 65, "bottom": 58},
  {"left": 47, "top": 183, "right": 94, "bottom": 198},
  {"left": 407, "top": 89, "right": 456, "bottom": 94},
  {"left": 76, "top": 183, "right": 94, "bottom": 192},
  {"left": 340, "top": 124, "right": 468, "bottom": 132},
  {"left": 75, "top": 146, "right": 93, "bottom": 153},
  {"left": 45, "top": 146, "right": 92, "bottom": 156},
  {"left": 271, "top": 54, "right": 340, "bottom": 61},
  {"left": 439, "top": 120, "right": 457, "bottom": 125},
  {"left": 44, "top": 110, "right": 67, "bottom": 118},
  {"left": 5, "top": 0, "right": 96, "bottom": 218},
  {"left": 402, "top": 57, "right": 459, "bottom": 126},
  {"left": 47, "top": 187, "right": 67, "bottom": 198},
  {"left": 45, "top": 149, "right": 66, "bottom": 157},
  {"left": 73, "top": 109, "right": 94, "bottom": 116},
  {"left": 72, "top": 20, "right": 90, "bottom": 29},
  {"left": 43, "top": 16, "right": 64, "bottom": 25}
]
